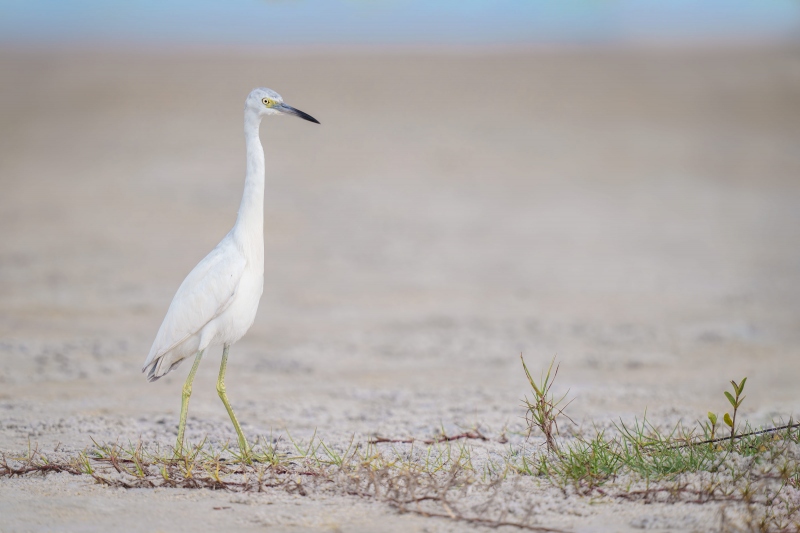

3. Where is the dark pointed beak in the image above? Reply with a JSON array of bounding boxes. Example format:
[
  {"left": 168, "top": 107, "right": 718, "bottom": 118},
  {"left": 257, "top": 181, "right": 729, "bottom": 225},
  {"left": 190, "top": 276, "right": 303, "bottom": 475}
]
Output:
[{"left": 277, "top": 103, "right": 320, "bottom": 124}]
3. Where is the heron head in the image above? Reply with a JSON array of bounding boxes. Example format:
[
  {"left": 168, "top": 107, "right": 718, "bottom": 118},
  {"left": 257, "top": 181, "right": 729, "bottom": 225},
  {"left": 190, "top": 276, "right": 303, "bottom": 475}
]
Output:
[{"left": 246, "top": 87, "right": 320, "bottom": 124}]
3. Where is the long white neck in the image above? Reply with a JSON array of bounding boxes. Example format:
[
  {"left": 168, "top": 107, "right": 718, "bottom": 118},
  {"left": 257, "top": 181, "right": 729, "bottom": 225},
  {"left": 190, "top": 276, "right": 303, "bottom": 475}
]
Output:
[{"left": 233, "top": 110, "right": 265, "bottom": 260}]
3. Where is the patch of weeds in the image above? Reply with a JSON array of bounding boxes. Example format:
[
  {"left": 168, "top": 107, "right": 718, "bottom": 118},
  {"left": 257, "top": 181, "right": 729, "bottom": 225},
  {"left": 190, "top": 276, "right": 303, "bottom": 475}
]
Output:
[
  {"left": 543, "top": 428, "right": 621, "bottom": 490},
  {"left": 615, "top": 416, "right": 720, "bottom": 479},
  {"left": 512, "top": 359, "right": 800, "bottom": 531},
  {"left": 0, "top": 441, "right": 97, "bottom": 482},
  {"left": 1, "top": 432, "right": 559, "bottom": 531}
]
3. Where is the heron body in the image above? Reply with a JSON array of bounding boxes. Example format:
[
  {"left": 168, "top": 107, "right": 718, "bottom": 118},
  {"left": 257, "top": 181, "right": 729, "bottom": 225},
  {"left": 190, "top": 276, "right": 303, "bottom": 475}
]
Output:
[{"left": 142, "top": 88, "right": 319, "bottom": 455}]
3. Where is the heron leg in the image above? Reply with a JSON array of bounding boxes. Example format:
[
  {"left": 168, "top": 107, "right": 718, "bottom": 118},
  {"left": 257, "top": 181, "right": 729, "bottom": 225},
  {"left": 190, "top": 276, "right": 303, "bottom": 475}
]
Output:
[
  {"left": 176, "top": 349, "right": 205, "bottom": 456},
  {"left": 216, "top": 344, "right": 250, "bottom": 459}
]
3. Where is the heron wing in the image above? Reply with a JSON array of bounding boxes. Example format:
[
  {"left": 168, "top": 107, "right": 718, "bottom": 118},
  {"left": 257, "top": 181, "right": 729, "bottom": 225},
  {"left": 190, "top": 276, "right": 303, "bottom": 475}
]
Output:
[{"left": 143, "top": 240, "right": 246, "bottom": 371}]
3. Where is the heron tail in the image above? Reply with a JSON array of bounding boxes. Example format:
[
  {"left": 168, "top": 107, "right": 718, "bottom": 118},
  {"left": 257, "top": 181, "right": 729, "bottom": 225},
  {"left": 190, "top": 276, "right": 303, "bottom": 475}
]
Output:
[{"left": 143, "top": 351, "right": 188, "bottom": 382}]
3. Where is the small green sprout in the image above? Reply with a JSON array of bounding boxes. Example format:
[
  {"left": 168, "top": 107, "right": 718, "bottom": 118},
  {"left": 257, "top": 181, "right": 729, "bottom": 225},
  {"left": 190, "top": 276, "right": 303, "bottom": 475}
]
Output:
[
  {"left": 706, "top": 412, "right": 718, "bottom": 445},
  {"left": 723, "top": 377, "right": 747, "bottom": 445}
]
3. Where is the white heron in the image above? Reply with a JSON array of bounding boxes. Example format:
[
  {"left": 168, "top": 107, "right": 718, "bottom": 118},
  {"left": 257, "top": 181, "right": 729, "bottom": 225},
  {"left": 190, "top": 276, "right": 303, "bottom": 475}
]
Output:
[{"left": 142, "top": 88, "right": 319, "bottom": 456}]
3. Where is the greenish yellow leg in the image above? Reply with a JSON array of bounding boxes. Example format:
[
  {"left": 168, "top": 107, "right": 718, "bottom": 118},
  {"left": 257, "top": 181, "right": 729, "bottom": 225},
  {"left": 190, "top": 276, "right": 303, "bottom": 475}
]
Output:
[
  {"left": 217, "top": 344, "right": 250, "bottom": 458},
  {"left": 176, "top": 349, "right": 205, "bottom": 455}
]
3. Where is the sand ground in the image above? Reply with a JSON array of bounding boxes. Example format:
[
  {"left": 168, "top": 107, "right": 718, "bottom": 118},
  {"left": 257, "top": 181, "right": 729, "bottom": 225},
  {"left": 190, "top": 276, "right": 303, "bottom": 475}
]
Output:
[{"left": 1, "top": 45, "right": 799, "bottom": 532}]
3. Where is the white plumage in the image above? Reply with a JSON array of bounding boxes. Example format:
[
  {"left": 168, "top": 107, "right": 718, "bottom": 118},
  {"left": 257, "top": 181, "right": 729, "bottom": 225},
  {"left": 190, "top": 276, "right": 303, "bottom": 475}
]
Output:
[
  {"left": 142, "top": 87, "right": 319, "bottom": 454},
  {"left": 143, "top": 237, "right": 249, "bottom": 380}
]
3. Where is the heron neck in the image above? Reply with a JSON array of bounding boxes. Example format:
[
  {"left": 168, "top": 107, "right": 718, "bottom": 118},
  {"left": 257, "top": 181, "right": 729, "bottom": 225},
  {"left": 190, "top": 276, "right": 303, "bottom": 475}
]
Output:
[{"left": 234, "top": 111, "right": 265, "bottom": 252}]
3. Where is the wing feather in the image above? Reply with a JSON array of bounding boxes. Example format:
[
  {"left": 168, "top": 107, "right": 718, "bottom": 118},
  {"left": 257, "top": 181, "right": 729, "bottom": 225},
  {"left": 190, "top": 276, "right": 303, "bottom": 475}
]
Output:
[{"left": 142, "top": 240, "right": 246, "bottom": 373}]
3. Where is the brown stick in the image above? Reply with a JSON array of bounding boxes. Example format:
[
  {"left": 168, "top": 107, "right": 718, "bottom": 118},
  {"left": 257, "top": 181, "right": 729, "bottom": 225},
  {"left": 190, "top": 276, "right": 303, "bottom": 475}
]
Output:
[
  {"left": 665, "top": 420, "right": 799, "bottom": 450},
  {"left": 368, "top": 430, "right": 488, "bottom": 445}
]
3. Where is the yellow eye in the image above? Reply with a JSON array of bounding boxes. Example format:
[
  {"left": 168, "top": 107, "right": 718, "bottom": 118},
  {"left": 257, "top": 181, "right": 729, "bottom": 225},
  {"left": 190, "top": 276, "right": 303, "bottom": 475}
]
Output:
[{"left": 262, "top": 97, "right": 272, "bottom": 107}]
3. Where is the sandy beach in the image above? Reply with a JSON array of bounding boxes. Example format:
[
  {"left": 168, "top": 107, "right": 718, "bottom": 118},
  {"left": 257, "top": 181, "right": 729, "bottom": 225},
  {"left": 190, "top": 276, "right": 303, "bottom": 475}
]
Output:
[{"left": 1, "top": 45, "right": 799, "bottom": 531}]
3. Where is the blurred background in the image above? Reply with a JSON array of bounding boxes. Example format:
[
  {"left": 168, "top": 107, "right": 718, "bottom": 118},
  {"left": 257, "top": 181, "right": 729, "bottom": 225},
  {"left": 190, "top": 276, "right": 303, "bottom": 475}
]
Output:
[
  {"left": 1, "top": 0, "right": 799, "bottom": 450},
  {"left": 3, "top": 0, "right": 800, "bottom": 47}
]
